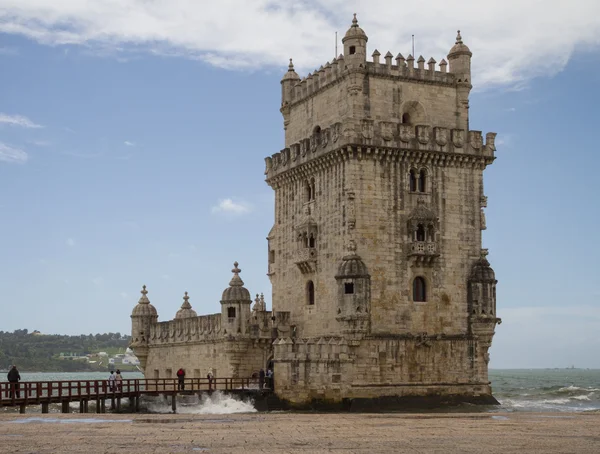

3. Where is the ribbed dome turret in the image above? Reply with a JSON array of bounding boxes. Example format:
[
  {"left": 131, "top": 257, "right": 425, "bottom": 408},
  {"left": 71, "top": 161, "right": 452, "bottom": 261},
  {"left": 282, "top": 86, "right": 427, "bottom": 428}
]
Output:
[
  {"left": 221, "top": 261, "right": 251, "bottom": 302},
  {"left": 448, "top": 30, "right": 472, "bottom": 58},
  {"left": 281, "top": 58, "right": 300, "bottom": 82},
  {"left": 175, "top": 291, "right": 197, "bottom": 319},
  {"left": 342, "top": 13, "right": 368, "bottom": 43},
  {"left": 470, "top": 250, "right": 496, "bottom": 282},
  {"left": 336, "top": 254, "right": 369, "bottom": 278},
  {"left": 131, "top": 285, "right": 158, "bottom": 317}
]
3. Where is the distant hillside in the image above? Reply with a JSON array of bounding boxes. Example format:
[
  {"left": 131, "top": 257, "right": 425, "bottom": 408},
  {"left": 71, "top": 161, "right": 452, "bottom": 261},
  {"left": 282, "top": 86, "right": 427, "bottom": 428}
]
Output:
[{"left": 0, "top": 329, "right": 130, "bottom": 372}]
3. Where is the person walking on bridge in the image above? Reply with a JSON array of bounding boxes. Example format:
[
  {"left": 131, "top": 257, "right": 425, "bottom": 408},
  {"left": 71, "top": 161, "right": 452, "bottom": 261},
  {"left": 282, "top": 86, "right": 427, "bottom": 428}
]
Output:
[
  {"left": 7, "top": 365, "right": 21, "bottom": 398},
  {"left": 176, "top": 368, "right": 186, "bottom": 391}
]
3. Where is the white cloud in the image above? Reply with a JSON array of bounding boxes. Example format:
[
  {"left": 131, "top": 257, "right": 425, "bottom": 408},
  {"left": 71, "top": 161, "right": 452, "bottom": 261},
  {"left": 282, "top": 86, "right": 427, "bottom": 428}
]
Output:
[
  {"left": 211, "top": 198, "right": 252, "bottom": 215},
  {"left": 0, "top": 2, "right": 599, "bottom": 88},
  {"left": 124, "top": 141, "right": 135, "bottom": 147},
  {"left": 0, "top": 46, "right": 18, "bottom": 55},
  {"left": 0, "top": 142, "right": 28, "bottom": 163},
  {"left": 66, "top": 238, "right": 75, "bottom": 247},
  {"left": 0, "top": 113, "right": 43, "bottom": 128}
]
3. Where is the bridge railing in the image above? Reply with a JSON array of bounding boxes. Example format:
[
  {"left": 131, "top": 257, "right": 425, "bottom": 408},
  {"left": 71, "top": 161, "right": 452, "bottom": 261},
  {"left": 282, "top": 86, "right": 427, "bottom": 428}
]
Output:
[{"left": 0, "top": 377, "right": 259, "bottom": 406}]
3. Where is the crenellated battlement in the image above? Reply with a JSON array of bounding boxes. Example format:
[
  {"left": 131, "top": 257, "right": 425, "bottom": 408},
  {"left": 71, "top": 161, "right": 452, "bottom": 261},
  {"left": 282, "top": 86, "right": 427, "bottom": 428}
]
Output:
[
  {"left": 265, "top": 124, "right": 497, "bottom": 181},
  {"left": 149, "top": 314, "right": 222, "bottom": 345}
]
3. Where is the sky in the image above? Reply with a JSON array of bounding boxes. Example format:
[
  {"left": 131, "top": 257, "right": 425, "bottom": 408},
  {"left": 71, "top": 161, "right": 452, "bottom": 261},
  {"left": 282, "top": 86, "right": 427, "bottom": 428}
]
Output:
[{"left": 1, "top": 1, "right": 600, "bottom": 369}]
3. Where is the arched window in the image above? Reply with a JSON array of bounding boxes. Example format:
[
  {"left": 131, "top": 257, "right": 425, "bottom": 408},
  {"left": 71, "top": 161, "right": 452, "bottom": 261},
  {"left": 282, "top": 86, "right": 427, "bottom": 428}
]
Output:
[
  {"left": 402, "top": 113, "right": 411, "bottom": 124},
  {"left": 306, "top": 281, "right": 315, "bottom": 305},
  {"left": 418, "top": 169, "right": 427, "bottom": 193},
  {"left": 308, "top": 233, "right": 315, "bottom": 248},
  {"left": 427, "top": 225, "right": 435, "bottom": 242},
  {"left": 349, "top": 46, "right": 356, "bottom": 55},
  {"left": 413, "top": 277, "right": 426, "bottom": 302},
  {"left": 416, "top": 224, "right": 425, "bottom": 241},
  {"left": 310, "top": 177, "right": 316, "bottom": 201},
  {"left": 409, "top": 169, "right": 417, "bottom": 192}
]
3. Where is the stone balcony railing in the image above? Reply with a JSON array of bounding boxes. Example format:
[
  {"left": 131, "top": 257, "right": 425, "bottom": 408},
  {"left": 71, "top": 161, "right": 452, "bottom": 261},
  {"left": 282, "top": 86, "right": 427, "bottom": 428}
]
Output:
[
  {"left": 294, "top": 247, "right": 317, "bottom": 274},
  {"left": 408, "top": 241, "right": 439, "bottom": 265}
]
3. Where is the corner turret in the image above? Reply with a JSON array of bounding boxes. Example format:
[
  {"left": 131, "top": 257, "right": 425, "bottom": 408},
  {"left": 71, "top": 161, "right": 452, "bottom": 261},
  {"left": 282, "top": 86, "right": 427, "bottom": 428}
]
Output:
[
  {"left": 175, "top": 291, "right": 198, "bottom": 319},
  {"left": 130, "top": 285, "right": 158, "bottom": 371},
  {"left": 448, "top": 30, "right": 472, "bottom": 130},
  {"left": 281, "top": 58, "right": 300, "bottom": 106},
  {"left": 220, "top": 262, "right": 252, "bottom": 336},
  {"left": 342, "top": 13, "right": 368, "bottom": 67}
]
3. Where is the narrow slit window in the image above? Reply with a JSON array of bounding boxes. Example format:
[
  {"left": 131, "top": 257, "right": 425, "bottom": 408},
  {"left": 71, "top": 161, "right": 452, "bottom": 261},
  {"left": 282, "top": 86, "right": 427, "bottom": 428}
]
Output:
[
  {"left": 344, "top": 282, "right": 355, "bottom": 294},
  {"left": 307, "top": 281, "right": 315, "bottom": 305},
  {"left": 227, "top": 307, "right": 236, "bottom": 318},
  {"left": 413, "top": 277, "right": 427, "bottom": 302}
]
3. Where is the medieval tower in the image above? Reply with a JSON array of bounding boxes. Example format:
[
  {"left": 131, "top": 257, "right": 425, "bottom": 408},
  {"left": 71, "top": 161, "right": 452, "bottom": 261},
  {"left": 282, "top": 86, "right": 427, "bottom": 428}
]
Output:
[
  {"left": 131, "top": 14, "right": 501, "bottom": 408},
  {"left": 265, "top": 14, "right": 501, "bottom": 405}
]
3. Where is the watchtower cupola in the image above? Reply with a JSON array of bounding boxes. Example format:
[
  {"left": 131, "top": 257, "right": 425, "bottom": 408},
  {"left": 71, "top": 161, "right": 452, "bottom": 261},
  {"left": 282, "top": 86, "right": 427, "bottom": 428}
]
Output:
[
  {"left": 220, "top": 262, "right": 252, "bottom": 336},
  {"left": 342, "top": 14, "right": 368, "bottom": 67}
]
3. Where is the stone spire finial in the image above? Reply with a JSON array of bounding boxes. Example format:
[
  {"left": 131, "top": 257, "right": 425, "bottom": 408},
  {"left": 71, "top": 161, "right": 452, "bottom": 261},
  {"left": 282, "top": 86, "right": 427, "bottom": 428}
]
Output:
[
  {"left": 347, "top": 238, "right": 357, "bottom": 254},
  {"left": 352, "top": 13, "right": 358, "bottom": 27},
  {"left": 288, "top": 58, "right": 294, "bottom": 71},
  {"left": 456, "top": 30, "right": 463, "bottom": 44},
  {"left": 181, "top": 291, "right": 191, "bottom": 309},
  {"left": 229, "top": 261, "right": 244, "bottom": 287},
  {"left": 260, "top": 292, "right": 266, "bottom": 310},
  {"left": 138, "top": 285, "right": 150, "bottom": 304},
  {"left": 480, "top": 248, "right": 489, "bottom": 259}
]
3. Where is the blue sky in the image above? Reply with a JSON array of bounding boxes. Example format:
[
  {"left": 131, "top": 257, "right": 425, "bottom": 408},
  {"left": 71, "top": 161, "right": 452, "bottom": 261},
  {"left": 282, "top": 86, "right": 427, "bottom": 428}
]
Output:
[{"left": 1, "top": 1, "right": 599, "bottom": 368}]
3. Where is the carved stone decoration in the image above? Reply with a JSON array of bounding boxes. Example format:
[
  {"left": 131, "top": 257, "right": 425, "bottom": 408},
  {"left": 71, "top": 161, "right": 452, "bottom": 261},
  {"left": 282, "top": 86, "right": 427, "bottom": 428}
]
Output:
[
  {"left": 434, "top": 127, "right": 448, "bottom": 146},
  {"left": 264, "top": 156, "right": 272, "bottom": 174},
  {"left": 469, "top": 131, "right": 483, "bottom": 150},
  {"left": 362, "top": 120, "right": 374, "bottom": 139},
  {"left": 291, "top": 143, "right": 299, "bottom": 161},
  {"left": 485, "top": 132, "right": 497, "bottom": 152},
  {"left": 310, "top": 137, "right": 317, "bottom": 153},
  {"left": 322, "top": 128, "right": 329, "bottom": 148},
  {"left": 281, "top": 148, "right": 289, "bottom": 166},
  {"left": 332, "top": 123, "right": 340, "bottom": 143},
  {"left": 452, "top": 129, "right": 464, "bottom": 148},
  {"left": 480, "top": 208, "right": 487, "bottom": 230},
  {"left": 346, "top": 190, "right": 356, "bottom": 229},
  {"left": 399, "top": 124, "right": 413, "bottom": 143},
  {"left": 272, "top": 153, "right": 280, "bottom": 171},
  {"left": 348, "top": 84, "right": 362, "bottom": 96},
  {"left": 342, "top": 124, "right": 354, "bottom": 139},
  {"left": 480, "top": 195, "right": 488, "bottom": 208},
  {"left": 300, "top": 139, "right": 307, "bottom": 157},
  {"left": 417, "top": 125, "right": 431, "bottom": 144},
  {"left": 380, "top": 122, "right": 395, "bottom": 141}
]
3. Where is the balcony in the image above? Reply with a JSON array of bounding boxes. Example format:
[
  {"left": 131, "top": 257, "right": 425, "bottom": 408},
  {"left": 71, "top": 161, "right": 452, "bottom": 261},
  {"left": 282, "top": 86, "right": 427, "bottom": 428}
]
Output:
[
  {"left": 294, "top": 248, "right": 317, "bottom": 274},
  {"left": 408, "top": 241, "right": 439, "bottom": 266}
]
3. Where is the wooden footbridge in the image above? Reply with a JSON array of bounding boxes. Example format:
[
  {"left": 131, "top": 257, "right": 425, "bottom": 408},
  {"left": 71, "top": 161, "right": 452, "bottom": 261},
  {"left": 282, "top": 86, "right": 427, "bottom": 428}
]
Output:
[{"left": 0, "top": 377, "right": 267, "bottom": 414}]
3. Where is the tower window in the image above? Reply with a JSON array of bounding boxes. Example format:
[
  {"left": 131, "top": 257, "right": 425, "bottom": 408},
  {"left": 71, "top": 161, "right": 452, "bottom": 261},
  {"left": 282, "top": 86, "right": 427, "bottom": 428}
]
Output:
[
  {"left": 409, "top": 169, "right": 417, "bottom": 192},
  {"left": 269, "top": 250, "right": 275, "bottom": 264},
  {"left": 304, "top": 180, "right": 312, "bottom": 202},
  {"left": 418, "top": 169, "right": 427, "bottom": 193},
  {"left": 307, "top": 280, "right": 315, "bottom": 305},
  {"left": 344, "top": 282, "right": 355, "bottom": 294},
  {"left": 349, "top": 46, "right": 356, "bottom": 55},
  {"left": 227, "top": 307, "right": 236, "bottom": 318},
  {"left": 413, "top": 277, "right": 427, "bottom": 302},
  {"left": 416, "top": 224, "right": 425, "bottom": 242},
  {"left": 402, "top": 113, "right": 411, "bottom": 124},
  {"left": 309, "top": 233, "right": 315, "bottom": 248}
]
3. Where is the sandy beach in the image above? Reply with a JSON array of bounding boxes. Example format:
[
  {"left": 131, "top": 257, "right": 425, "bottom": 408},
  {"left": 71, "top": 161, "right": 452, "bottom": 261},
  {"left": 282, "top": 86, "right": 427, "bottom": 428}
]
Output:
[{"left": 1, "top": 412, "right": 599, "bottom": 453}]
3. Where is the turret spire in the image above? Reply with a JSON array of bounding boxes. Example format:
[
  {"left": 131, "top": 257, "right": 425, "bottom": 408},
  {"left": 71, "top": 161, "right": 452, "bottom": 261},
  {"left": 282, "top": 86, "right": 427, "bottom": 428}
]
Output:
[
  {"left": 138, "top": 285, "right": 150, "bottom": 304},
  {"left": 352, "top": 13, "right": 358, "bottom": 27},
  {"left": 229, "top": 261, "right": 244, "bottom": 287},
  {"left": 456, "top": 30, "right": 463, "bottom": 44}
]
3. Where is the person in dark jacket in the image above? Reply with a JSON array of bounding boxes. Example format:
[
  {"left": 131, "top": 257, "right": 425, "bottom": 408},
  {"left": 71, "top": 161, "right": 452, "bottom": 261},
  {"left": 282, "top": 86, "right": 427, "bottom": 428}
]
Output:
[
  {"left": 7, "top": 365, "right": 21, "bottom": 398},
  {"left": 259, "top": 368, "right": 265, "bottom": 390},
  {"left": 176, "top": 368, "right": 185, "bottom": 391}
]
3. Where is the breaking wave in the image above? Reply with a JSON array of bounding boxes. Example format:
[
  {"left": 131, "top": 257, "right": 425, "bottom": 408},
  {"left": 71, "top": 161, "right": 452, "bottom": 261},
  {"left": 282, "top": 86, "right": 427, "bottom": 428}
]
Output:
[{"left": 144, "top": 391, "right": 257, "bottom": 414}]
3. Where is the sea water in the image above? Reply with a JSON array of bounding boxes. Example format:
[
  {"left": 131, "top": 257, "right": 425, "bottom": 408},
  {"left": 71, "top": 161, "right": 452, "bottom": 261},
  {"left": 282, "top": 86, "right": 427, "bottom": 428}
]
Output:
[{"left": 3, "top": 369, "right": 599, "bottom": 414}]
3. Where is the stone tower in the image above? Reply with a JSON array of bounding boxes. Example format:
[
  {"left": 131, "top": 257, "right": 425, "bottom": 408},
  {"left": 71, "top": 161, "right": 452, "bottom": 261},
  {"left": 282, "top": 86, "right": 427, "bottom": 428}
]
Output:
[{"left": 266, "top": 15, "right": 501, "bottom": 406}]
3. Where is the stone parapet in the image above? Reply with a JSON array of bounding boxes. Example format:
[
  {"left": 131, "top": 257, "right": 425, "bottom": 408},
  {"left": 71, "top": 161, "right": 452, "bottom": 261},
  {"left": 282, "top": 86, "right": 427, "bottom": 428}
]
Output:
[{"left": 265, "top": 126, "right": 496, "bottom": 182}]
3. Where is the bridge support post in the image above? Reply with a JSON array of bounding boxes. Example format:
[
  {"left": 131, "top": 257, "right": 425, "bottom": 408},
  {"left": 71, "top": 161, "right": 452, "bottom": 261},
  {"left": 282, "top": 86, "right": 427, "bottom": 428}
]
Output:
[
  {"left": 116, "top": 398, "right": 121, "bottom": 412},
  {"left": 129, "top": 396, "right": 135, "bottom": 411},
  {"left": 135, "top": 396, "right": 140, "bottom": 412},
  {"left": 79, "top": 400, "right": 84, "bottom": 413},
  {"left": 96, "top": 399, "right": 101, "bottom": 413},
  {"left": 41, "top": 402, "right": 49, "bottom": 414},
  {"left": 19, "top": 404, "right": 26, "bottom": 414},
  {"left": 110, "top": 397, "right": 115, "bottom": 411},
  {"left": 62, "top": 401, "right": 70, "bottom": 413},
  {"left": 101, "top": 399, "right": 106, "bottom": 413},
  {"left": 171, "top": 393, "right": 177, "bottom": 413},
  {"left": 84, "top": 400, "right": 89, "bottom": 413}
]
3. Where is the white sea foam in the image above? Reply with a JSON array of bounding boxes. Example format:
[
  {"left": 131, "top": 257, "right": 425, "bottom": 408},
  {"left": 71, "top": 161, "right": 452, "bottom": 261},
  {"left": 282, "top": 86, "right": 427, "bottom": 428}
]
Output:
[{"left": 145, "top": 391, "right": 256, "bottom": 415}]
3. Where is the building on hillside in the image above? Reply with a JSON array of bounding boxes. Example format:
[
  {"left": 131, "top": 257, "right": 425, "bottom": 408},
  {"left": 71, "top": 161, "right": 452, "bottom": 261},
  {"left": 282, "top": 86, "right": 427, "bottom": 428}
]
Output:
[{"left": 130, "top": 14, "right": 501, "bottom": 407}]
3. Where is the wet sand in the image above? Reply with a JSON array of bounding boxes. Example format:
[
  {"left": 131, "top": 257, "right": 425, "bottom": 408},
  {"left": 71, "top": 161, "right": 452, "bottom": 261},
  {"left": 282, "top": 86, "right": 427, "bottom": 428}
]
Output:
[{"left": 1, "top": 412, "right": 599, "bottom": 453}]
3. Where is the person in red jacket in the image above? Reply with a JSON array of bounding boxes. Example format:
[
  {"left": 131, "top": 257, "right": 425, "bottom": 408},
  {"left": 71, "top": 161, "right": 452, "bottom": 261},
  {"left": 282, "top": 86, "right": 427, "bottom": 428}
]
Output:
[{"left": 176, "top": 368, "right": 185, "bottom": 391}]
